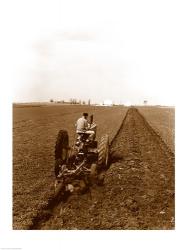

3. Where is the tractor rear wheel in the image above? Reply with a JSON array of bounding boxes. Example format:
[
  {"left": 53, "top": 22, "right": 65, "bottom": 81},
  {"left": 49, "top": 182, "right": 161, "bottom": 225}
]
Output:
[
  {"left": 98, "top": 134, "right": 109, "bottom": 168},
  {"left": 90, "top": 163, "right": 97, "bottom": 177},
  {"left": 54, "top": 130, "right": 69, "bottom": 177}
]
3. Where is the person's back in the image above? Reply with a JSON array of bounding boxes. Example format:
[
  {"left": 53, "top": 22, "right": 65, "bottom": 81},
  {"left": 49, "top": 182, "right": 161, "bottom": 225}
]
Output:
[
  {"left": 76, "top": 114, "right": 88, "bottom": 133},
  {"left": 75, "top": 113, "right": 96, "bottom": 141}
]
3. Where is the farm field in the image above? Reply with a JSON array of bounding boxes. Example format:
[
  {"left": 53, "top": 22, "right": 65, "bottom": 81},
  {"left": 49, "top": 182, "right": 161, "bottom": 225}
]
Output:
[
  {"left": 13, "top": 104, "right": 175, "bottom": 230},
  {"left": 13, "top": 104, "right": 127, "bottom": 229},
  {"left": 137, "top": 107, "right": 175, "bottom": 152}
]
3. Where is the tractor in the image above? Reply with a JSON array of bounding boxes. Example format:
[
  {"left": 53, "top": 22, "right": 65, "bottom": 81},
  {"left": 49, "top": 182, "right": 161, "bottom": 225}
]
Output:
[{"left": 54, "top": 116, "right": 109, "bottom": 194}]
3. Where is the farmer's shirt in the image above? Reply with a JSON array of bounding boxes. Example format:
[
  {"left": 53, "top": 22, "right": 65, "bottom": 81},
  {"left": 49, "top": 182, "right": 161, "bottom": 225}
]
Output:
[{"left": 76, "top": 117, "right": 88, "bottom": 133}]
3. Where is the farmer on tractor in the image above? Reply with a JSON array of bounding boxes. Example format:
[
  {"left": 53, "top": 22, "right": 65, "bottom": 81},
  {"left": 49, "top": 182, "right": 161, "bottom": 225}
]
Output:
[
  {"left": 54, "top": 112, "right": 109, "bottom": 189},
  {"left": 75, "top": 113, "right": 96, "bottom": 141}
]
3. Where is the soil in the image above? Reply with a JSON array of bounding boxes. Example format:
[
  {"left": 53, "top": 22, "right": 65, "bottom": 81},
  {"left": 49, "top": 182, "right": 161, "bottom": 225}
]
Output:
[
  {"left": 30, "top": 107, "right": 174, "bottom": 230},
  {"left": 13, "top": 104, "right": 127, "bottom": 229}
]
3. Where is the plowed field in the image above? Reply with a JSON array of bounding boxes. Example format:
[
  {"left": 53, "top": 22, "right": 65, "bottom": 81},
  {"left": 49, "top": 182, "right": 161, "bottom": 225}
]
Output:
[
  {"left": 22, "top": 108, "right": 175, "bottom": 229},
  {"left": 13, "top": 104, "right": 127, "bottom": 229},
  {"left": 13, "top": 105, "right": 175, "bottom": 230}
]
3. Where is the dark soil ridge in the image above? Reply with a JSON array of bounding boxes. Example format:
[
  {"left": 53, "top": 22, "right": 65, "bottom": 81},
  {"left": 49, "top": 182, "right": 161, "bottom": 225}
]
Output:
[
  {"left": 105, "top": 108, "right": 174, "bottom": 229},
  {"left": 29, "top": 107, "right": 175, "bottom": 229}
]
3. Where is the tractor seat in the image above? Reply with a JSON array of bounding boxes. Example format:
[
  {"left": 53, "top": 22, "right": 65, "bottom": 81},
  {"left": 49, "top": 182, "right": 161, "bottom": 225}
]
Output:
[
  {"left": 77, "top": 132, "right": 86, "bottom": 135},
  {"left": 77, "top": 132, "right": 89, "bottom": 141}
]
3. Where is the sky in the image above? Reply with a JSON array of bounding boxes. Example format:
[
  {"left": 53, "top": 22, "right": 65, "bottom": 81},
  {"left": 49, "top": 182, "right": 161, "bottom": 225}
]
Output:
[{"left": 2, "top": 0, "right": 187, "bottom": 105}]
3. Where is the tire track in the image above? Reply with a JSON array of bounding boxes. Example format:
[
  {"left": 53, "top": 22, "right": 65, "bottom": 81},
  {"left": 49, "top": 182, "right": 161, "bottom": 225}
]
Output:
[{"left": 31, "top": 107, "right": 174, "bottom": 229}]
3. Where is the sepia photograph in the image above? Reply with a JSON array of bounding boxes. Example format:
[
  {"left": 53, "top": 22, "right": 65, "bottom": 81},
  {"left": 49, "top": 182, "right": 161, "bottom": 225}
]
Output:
[
  {"left": 12, "top": 0, "right": 175, "bottom": 230},
  {"left": 1, "top": 0, "right": 187, "bottom": 249}
]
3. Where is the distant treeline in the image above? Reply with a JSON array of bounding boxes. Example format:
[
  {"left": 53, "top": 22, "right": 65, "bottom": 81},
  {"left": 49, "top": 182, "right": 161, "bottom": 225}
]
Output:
[{"left": 50, "top": 98, "right": 91, "bottom": 105}]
